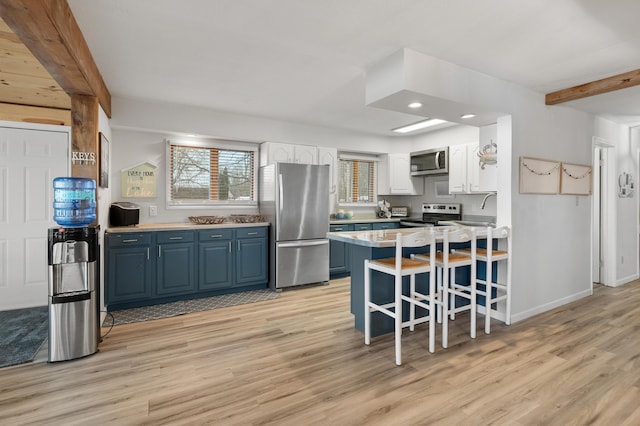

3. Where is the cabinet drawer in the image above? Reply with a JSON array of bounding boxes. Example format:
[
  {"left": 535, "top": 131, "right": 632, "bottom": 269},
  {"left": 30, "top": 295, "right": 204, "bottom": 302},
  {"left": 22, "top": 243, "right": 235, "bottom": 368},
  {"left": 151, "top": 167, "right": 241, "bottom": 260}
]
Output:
[
  {"left": 372, "top": 222, "right": 399, "bottom": 230},
  {"left": 156, "top": 230, "right": 195, "bottom": 244},
  {"left": 330, "top": 224, "right": 353, "bottom": 232},
  {"left": 198, "top": 228, "right": 234, "bottom": 241},
  {"left": 353, "top": 223, "right": 373, "bottom": 231},
  {"left": 107, "top": 233, "right": 152, "bottom": 247},
  {"left": 236, "top": 227, "right": 267, "bottom": 239}
]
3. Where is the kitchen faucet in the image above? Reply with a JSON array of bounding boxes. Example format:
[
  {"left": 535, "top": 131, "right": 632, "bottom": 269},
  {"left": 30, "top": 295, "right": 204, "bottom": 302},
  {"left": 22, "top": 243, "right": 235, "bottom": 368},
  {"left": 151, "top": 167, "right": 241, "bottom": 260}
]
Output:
[{"left": 480, "top": 192, "right": 497, "bottom": 209}]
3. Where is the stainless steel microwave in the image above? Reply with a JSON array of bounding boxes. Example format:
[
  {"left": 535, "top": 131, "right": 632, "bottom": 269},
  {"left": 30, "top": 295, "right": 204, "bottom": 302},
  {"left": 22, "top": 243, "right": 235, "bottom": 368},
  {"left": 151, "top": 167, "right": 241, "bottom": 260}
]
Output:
[{"left": 410, "top": 147, "right": 449, "bottom": 176}]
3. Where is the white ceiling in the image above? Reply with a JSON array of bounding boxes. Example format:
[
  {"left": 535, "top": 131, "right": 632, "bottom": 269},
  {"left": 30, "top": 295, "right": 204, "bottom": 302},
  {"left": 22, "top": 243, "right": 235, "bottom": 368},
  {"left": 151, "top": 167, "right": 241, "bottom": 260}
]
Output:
[{"left": 67, "top": 0, "right": 640, "bottom": 135}]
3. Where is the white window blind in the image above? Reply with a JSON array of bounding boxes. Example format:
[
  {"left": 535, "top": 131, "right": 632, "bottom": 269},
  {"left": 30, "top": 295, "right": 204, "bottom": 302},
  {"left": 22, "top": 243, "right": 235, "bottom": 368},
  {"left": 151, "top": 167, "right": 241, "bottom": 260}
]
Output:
[
  {"left": 168, "top": 140, "right": 257, "bottom": 206},
  {"left": 338, "top": 158, "right": 376, "bottom": 204}
]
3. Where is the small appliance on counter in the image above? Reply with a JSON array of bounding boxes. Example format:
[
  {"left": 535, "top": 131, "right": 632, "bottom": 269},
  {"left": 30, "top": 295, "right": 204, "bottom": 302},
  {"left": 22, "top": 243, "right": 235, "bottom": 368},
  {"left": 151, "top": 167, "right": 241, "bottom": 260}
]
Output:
[
  {"left": 109, "top": 202, "right": 140, "bottom": 227},
  {"left": 390, "top": 206, "right": 409, "bottom": 217},
  {"left": 376, "top": 199, "right": 391, "bottom": 218}
]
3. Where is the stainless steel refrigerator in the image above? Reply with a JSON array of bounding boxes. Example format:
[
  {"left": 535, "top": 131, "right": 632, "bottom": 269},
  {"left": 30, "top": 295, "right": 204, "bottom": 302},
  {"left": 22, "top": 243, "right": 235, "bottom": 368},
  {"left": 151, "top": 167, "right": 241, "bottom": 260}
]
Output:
[{"left": 259, "top": 163, "right": 330, "bottom": 289}]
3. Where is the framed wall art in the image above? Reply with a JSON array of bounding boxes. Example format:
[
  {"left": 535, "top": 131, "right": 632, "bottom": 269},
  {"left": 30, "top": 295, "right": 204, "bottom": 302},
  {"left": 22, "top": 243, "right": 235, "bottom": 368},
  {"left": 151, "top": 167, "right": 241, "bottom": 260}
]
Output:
[
  {"left": 560, "top": 162, "right": 592, "bottom": 195},
  {"left": 99, "top": 132, "right": 109, "bottom": 188},
  {"left": 519, "top": 156, "right": 560, "bottom": 194}
]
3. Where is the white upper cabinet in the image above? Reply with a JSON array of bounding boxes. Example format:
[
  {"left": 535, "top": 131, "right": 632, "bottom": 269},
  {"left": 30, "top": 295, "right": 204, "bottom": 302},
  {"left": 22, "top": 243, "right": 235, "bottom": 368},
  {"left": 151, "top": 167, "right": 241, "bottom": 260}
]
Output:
[
  {"left": 448, "top": 144, "right": 469, "bottom": 193},
  {"left": 293, "top": 144, "right": 318, "bottom": 165},
  {"left": 378, "top": 153, "right": 424, "bottom": 195},
  {"left": 448, "top": 126, "right": 498, "bottom": 194},
  {"left": 317, "top": 147, "right": 338, "bottom": 194},
  {"left": 260, "top": 142, "right": 318, "bottom": 166}
]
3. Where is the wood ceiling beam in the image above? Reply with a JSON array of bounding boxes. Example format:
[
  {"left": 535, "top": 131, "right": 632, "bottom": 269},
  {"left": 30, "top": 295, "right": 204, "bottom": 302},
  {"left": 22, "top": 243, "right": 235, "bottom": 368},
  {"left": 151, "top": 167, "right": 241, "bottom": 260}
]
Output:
[
  {"left": 0, "top": 0, "right": 111, "bottom": 117},
  {"left": 546, "top": 69, "right": 640, "bottom": 105}
]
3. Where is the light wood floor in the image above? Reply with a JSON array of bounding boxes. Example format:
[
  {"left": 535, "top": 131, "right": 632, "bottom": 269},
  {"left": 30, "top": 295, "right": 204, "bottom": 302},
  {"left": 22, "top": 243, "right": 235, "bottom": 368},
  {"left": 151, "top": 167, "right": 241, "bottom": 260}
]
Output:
[{"left": 1, "top": 278, "right": 640, "bottom": 425}]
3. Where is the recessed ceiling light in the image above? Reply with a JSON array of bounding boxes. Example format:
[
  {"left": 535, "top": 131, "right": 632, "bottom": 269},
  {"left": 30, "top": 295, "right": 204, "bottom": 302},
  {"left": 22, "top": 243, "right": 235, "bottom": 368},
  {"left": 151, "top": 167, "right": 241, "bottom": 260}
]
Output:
[
  {"left": 392, "top": 118, "right": 447, "bottom": 134},
  {"left": 408, "top": 102, "right": 422, "bottom": 109},
  {"left": 460, "top": 113, "right": 476, "bottom": 119}
]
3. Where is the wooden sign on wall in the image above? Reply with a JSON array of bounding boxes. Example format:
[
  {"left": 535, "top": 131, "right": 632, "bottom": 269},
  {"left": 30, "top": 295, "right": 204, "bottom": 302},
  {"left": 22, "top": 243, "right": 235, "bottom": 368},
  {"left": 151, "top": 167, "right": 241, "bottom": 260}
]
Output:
[{"left": 121, "top": 162, "right": 158, "bottom": 198}]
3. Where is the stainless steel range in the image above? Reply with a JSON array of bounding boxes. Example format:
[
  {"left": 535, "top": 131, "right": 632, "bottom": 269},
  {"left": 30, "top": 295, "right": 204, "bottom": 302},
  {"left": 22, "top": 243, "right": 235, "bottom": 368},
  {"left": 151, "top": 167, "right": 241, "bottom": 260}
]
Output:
[{"left": 400, "top": 203, "right": 462, "bottom": 227}]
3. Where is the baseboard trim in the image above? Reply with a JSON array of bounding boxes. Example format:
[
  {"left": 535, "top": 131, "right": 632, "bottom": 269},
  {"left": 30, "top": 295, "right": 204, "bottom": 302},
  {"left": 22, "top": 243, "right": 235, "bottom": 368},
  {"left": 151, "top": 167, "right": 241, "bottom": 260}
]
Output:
[
  {"left": 511, "top": 288, "right": 592, "bottom": 324},
  {"left": 615, "top": 274, "right": 639, "bottom": 287}
]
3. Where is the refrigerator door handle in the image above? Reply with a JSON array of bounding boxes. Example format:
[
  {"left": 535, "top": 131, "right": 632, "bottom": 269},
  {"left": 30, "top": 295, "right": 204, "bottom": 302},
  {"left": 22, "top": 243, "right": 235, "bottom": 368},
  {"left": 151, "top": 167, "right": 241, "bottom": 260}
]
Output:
[
  {"left": 278, "top": 173, "right": 284, "bottom": 213},
  {"left": 278, "top": 240, "right": 329, "bottom": 248}
]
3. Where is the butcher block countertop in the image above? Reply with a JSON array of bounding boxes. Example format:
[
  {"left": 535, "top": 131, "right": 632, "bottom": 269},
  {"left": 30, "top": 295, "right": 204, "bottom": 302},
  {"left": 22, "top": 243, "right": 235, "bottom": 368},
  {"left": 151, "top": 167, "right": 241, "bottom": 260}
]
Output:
[{"left": 107, "top": 222, "right": 270, "bottom": 233}]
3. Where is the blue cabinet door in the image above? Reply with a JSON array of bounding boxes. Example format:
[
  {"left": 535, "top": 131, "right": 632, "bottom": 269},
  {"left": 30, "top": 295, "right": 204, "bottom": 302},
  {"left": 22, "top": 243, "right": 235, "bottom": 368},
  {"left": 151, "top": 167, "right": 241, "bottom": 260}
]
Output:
[
  {"left": 235, "top": 235, "right": 268, "bottom": 285},
  {"left": 156, "top": 231, "right": 196, "bottom": 296},
  {"left": 156, "top": 242, "right": 197, "bottom": 296},
  {"left": 329, "top": 224, "right": 352, "bottom": 277},
  {"left": 199, "top": 239, "right": 233, "bottom": 290},
  {"left": 106, "top": 234, "right": 153, "bottom": 305}
]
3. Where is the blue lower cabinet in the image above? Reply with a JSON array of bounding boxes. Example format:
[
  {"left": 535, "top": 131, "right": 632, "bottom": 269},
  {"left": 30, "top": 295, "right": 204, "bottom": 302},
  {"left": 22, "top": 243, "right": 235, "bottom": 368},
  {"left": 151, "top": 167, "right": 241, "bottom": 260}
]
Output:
[
  {"left": 106, "top": 233, "right": 153, "bottom": 306},
  {"left": 199, "top": 229, "right": 234, "bottom": 290},
  {"left": 372, "top": 222, "right": 399, "bottom": 230},
  {"left": 105, "top": 226, "right": 269, "bottom": 310},
  {"left": 353, "top": 223, "right": 373, "bottom": 231},
  {"left": 107, "top": 245, "right": 153, "bottom": 304},
  {"left": 330, "top": 224, "right": 352, "bottom": 278},
  {"left": 156, "top": 231, "right": 196, "bottom": 296},
  {"left": 330, "top": 222, "right": 398, "bottom": 279},
  {"left": 235, "top": 228, "right": 268, "bottom": 285}
]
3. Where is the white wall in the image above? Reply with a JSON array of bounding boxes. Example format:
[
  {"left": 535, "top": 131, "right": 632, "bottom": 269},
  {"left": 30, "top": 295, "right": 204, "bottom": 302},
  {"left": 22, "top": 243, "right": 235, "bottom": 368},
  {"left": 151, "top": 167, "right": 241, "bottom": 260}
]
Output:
[{"left": 110, "top": 97, "right": 397, "bottom": 222}]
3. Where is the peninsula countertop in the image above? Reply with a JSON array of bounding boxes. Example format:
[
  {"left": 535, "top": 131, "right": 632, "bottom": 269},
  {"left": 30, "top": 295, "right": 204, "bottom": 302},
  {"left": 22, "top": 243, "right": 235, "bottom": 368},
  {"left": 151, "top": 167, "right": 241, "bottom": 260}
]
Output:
[{"left": 327, "top": 226, "right": 492, "bottom": 248}]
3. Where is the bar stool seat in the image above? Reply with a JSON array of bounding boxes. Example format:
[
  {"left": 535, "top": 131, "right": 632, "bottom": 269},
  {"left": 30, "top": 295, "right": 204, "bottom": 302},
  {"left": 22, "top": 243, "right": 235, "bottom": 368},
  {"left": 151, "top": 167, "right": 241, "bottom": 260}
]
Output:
[
  {"left": 457, "top": 226, "right": 511, "bottom": 334},
  {"left": 364, "top": 230, "right": 437, "bottom": 365}
]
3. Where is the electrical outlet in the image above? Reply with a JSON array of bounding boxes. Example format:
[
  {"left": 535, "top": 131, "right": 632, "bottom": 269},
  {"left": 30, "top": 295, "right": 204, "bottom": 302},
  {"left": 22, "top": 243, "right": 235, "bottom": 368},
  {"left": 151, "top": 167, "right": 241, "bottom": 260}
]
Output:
[{"left": 149, "top": 205, "right": 158, "bottom": 217}]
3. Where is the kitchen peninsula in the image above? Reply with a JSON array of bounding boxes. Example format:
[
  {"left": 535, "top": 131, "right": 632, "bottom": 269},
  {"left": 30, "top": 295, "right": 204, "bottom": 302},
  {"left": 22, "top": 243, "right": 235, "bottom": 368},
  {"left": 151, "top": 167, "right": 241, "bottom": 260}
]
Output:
[{"left": 327, "top": 226, "right": 497, "bottom": 337}]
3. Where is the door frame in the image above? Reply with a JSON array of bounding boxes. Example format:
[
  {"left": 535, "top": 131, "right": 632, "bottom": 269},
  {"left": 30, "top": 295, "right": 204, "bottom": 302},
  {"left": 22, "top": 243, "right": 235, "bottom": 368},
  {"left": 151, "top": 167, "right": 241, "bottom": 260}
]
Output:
[{"left": 592, "top": 136, "right": 615, "bottom": 287}]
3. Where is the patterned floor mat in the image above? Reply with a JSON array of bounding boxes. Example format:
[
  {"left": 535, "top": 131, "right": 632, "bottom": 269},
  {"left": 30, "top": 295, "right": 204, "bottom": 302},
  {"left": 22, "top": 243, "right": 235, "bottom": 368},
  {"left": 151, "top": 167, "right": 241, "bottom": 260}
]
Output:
[
  {"left": 105, "top": 289, "right": 279, "bottom": 326},
  {"left": 0, "top": 306, "right": 48, "bottom": 368}
]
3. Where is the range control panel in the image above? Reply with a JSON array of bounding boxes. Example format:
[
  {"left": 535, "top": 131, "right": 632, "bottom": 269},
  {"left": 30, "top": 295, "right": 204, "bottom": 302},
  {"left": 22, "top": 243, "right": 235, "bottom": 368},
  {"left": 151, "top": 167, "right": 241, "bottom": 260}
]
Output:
[{"left": 421, "top": 203, "right": 461, "bottom": 215}]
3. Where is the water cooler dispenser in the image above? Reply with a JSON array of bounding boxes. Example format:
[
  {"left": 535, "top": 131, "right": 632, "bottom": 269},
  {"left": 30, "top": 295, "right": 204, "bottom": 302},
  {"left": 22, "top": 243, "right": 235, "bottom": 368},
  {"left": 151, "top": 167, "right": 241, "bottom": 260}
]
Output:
[
  {"left": 48, "top": 177, "right": 99, "bottom": 362},
  {"left": 48, "top": 226, "right": 99, "bottom": 362}
]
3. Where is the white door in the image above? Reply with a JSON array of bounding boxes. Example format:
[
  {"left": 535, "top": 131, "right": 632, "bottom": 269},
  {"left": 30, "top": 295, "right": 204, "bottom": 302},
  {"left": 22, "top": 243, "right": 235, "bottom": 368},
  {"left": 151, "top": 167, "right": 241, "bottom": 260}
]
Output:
[{"left": 0, "top": 125, "right": 69, "bottom": 310}]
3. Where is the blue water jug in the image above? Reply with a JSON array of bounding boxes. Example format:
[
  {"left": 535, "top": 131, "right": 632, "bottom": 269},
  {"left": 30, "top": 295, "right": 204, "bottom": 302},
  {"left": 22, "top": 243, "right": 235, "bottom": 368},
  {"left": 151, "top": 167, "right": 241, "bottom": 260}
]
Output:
[{"left": 53, "top": 177, "right": 96, "bottom": 227}]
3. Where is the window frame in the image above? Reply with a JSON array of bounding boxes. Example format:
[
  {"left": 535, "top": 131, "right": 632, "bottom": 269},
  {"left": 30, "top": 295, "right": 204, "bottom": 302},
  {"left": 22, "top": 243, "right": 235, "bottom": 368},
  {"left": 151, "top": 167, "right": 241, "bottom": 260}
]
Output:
[
  {"left": 166, "top": 138, "right": 259, "bottom": 209},
  {"left": 337, "top": 155, "right": 378, "bottom": 207}
]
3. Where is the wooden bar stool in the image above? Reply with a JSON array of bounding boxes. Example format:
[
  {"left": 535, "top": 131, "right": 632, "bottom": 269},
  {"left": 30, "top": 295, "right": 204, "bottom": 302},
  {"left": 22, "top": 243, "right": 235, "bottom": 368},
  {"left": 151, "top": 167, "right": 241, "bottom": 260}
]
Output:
[
  {"left": 414, "top": 227, "right": 476, "bottom": 349},
  {"left": 364, "top": 230, "right": 436, "bottom": 365},
  {"left": 457, "top": 226, "right": 511, "bottom": 334}
]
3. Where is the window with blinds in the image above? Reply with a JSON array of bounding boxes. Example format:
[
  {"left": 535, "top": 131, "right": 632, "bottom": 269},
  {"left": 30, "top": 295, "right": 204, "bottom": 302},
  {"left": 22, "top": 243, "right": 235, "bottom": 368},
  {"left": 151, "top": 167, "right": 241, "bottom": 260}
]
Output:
[
  {"left": 338, "top": 159, "right": 376, "bottom": 204},
  {"left": 168, "top": 139, "right": 258, "bottom": 206}
]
